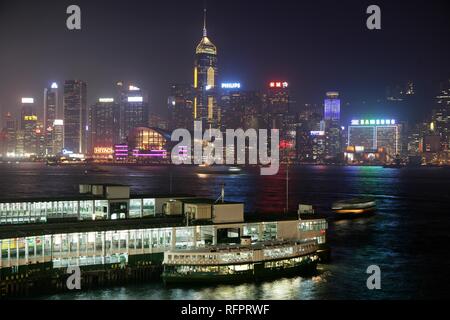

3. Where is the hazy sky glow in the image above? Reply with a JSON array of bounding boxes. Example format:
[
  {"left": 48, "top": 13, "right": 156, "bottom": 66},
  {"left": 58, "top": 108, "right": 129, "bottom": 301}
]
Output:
[{"left": 0, "top": 0, "right": 449, "bottom": 122}]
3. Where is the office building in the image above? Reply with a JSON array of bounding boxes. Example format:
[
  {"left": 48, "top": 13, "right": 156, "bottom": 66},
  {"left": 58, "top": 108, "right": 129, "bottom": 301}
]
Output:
[
  {"left": 44, "top": 82, "right": 59, "bottom": 155},
  {"left": 168, "top": 84, "right": 194, "bottom": 131},
  {"left": 193, "top": 9, "right": 218, "bottom": 128},
  {"left": 52, "top": 119, "right": 64, "bottom": 155},
  {"left": 20, "top": 98, "right": 38, "bottom": 156},
  {"left": 64, "top": 80, "right": 87, "bottom": 154},
  {"left": 117, "top": 82, "right": 149, "bottom": 142},
  {"left": 348, "top": 119, "right": 401, "bottom": 162},
  {"left": 88, "top": 98, "right": 121, "bottom": 158}
]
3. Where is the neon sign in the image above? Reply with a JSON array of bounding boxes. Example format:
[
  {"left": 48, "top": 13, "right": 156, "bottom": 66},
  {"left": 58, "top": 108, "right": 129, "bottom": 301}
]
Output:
[
  {"left": 351, "top": 119, "right": 396, "bottom": 126},
  {"left": 221, "top": 83, "right": 241, "bottom": 89},
  {"left": 21, "top": 98, "right": 34, "bottom": 104},
  {"left": 269, "top": 81, "right": 288, "bottom": 89},
  {"left": 94, "top": 147, "right": 114, "bottom": 155},
  {"left": 128, "top": 96, "right": 143, "bottom": 102}
]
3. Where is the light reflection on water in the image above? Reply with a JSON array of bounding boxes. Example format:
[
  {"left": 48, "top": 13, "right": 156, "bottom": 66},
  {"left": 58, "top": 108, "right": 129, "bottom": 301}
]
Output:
[{"left": 1, "top": 163, "right": 449, "bottom": 300}]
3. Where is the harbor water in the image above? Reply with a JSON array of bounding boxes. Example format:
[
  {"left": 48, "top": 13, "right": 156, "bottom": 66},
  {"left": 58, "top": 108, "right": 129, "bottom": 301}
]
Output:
[{"left": 0, "top": 163, "right": 449, "bottom": 300}]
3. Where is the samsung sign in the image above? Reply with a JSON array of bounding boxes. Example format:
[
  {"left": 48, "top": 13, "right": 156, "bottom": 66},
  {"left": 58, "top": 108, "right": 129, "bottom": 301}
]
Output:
[{"left": 221, "top": 83, "right": 241, "bottom": 89}]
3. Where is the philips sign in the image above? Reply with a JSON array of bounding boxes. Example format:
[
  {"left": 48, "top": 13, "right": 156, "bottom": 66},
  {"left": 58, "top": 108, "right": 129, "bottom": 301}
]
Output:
[{"left": 221, "top": 83, "right": 241, "bottom": 89}]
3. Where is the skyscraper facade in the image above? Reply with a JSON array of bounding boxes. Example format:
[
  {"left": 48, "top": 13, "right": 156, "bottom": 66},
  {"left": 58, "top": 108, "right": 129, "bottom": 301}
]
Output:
[
  {"left": 20, "top": 98, "right": 38, "bottom": 155},
  {"left": 324, "top": 92, "right": 340, "bottom": 122},
  {"left": 220, "top": 88, "right": 262, "bottom": 130},
  {"left": 117, "top": 82, "right": 149, "bottom": 142},
  {"left": 168, "top": 84, "right": 194, "bottom": 131},
  {"left": 3, "top": 112, "right": 16, "bottom": 156},
  {"left": 432, "top": 79, "right": 450, "bottom": 151},
  {"left": 44, "top": 82, "right": 59, "bottom": 155},
  {"left": 323, "top": 92, "right": 342, "bottom": 160},
  {"left": 52, "top": 119, "right": 64, "bottom": 155},
  {"left": 88, "top": 98, "right": 121, "bottom": 158},
  {"left": 348, "top": 119, "right": 401, "bottom": 161},
  {"left": 193, "top": 10, "right": 218, "bottom": 128},
  {"left": 63, "top": 80, "right": 87, "bottom": 154}
]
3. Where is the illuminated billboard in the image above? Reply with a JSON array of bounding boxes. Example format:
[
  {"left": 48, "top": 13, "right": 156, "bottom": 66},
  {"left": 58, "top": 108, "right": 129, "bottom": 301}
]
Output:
[
  {"left": 221, "top": 83, "right": 241, "bottom": 89},
  {"left": 21, "top": 98, "right": 34, "bottom": 104},
  {"left": 351, "top": 119, "right": 396, "bottom": 126},
  {"left": 129, "top": 85, "right": 140, "bottom": 91},
  {"left": 94, "top": 147, "right": 114, "bottom": 155},
  {"left": 99, "top": 98, "right": 114, "bottom": 103},
  {"left": 128, "top": 96, "right": 143, "bottom": 103},
  {"left": 269, "top": 81, "right": 288, "bottom": 89}
]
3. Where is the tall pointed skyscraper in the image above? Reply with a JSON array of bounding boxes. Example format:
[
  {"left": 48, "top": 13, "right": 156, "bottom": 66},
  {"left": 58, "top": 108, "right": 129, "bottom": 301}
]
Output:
[{"left": 193, "top": 8, "right": 218, "bottom": 128}]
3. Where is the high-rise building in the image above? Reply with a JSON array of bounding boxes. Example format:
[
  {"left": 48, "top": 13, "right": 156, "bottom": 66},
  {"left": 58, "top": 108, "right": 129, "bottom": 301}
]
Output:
[
  {"left": 432, "top": 79, "right": 450, "bottom": 151},
  {"left": 52, "top": 119, "right": 64, "bottom": 155},
  {"left": 35, "top": 121, "right": 46, "bottom": 156},
  {"left": 168, "top": 84, "right": 194, "bottom": 131},
  {"left": 149, "top": 112, "right": 169, "bottom": 131},
  {"left": 348, "top": 119, "right": 401, "bottom": 161},
  {"left": 323, "top": 92, "right": 342, "bottom": 160},
  {"left": 193, "top": 9, "right": 218, "bottom": 128},
  {"left": 117, "top": 82, "right": 149, "bottom": 142},
  {"left": 64, "top": 80, "right": 87, "bottom": 154},
  {"left": 88, "top": 98, "right": 121, "bottom": 158},
  {"left": 324, "top": 92, "right": 340, "bottom": 122},
  {"left": 264, "top": 81, "right": 290, "bottom": 129},
  {"left": 44, "top": 82, "right": 59, "bottom": 155},
  {"left": 3, "top": 112, "right": 16, "bottom": 156},
  {"left": 20, "top": 97, "right": 38, "bottom": 155},
  {"left": 219, "top": 86, "right": 262, "bottom": 130},
  {"left": 264, "top": 81, "right": 294, "bottom": 162}
]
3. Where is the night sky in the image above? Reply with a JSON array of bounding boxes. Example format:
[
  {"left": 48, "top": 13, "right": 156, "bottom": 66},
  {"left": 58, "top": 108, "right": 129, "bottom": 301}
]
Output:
[{"left": 0, "top": 0, "right": 449, "bottom": 123}]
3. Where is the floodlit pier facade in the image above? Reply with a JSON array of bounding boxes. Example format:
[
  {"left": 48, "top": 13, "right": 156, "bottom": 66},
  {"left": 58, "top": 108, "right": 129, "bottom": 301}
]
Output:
[
  {"left": 0, "top": 219, "right": 327, "bottom": 271},
  {"left": 0, "top": 184, "right": 327, "bottom": 280}
]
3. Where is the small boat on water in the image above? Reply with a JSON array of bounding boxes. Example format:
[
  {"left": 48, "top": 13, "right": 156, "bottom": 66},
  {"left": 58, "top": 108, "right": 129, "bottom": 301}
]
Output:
[
  {"left": 196, "top": 164, "right": 242, "bottom": 174},
  {"left": 332, "top": 197, "right": 376, "bottom": 217},
  {"left": 162, "top": 239, "right": 319, "bottom": 285}
]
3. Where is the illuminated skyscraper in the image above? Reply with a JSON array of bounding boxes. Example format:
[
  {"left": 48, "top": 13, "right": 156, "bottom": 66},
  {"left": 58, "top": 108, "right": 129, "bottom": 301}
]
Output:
[
  {"left": 348, "top": 119, "right": 401, "bottom": 161},
  {"left": 324, "top": 92, "right": 340, "bottom": 122},
  {"left": 64, "top": 80, "right": 87, "bottom": 154},
  {"left": 264, "top": 81, "right": 290, "bottom": 129},
  {"left": 432, "top": 79, "right": 450, "bottom": 150},
  {"left": 117, "top": 82, "right": 149, "bottom": 142},
  {"left": 324, "top": 92, "right": 342, "bottom": 159},
  {"left": 20, "top": 98, "right": 38, "bottom": 155},
  {"left": 52, "top": 119, "right": 64, "bottom": 155},
  {"left": 219, "top": 86, "right": 262, "bottom": 130},
  {"left": 44, "top": 82, "right": 59, "bottom": 155},
  {"left": 3, "top": 112, "right": 16, "bottom": 155},
  {"left": 88, "top": 98, "right": 121, "bottom": 158},
  {"left": 193, "top": 9, "right": 218, "bottom": 128},
  {"left": 168, "top": 84, "right": 194, "bottom": 131}
]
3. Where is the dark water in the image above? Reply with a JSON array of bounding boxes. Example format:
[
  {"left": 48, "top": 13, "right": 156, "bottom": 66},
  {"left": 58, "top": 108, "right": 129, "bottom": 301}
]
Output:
[{"left": 1, "top": 163, "right": 449, "bottom": 300}]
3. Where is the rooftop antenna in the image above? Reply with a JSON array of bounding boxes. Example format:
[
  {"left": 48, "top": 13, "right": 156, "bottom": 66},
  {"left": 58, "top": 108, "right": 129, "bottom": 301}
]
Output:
[{"left": 203, "top": 6, "right": 207, "bottom": 37}]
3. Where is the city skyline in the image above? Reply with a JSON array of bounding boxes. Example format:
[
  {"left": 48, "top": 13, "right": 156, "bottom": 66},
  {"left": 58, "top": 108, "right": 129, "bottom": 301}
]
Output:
[
  {"left": 1, "top": 0, "right": 450, "bottom": 123},
  {"left": 1, "top": 0, "right": 450, "bottom": 303}
]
